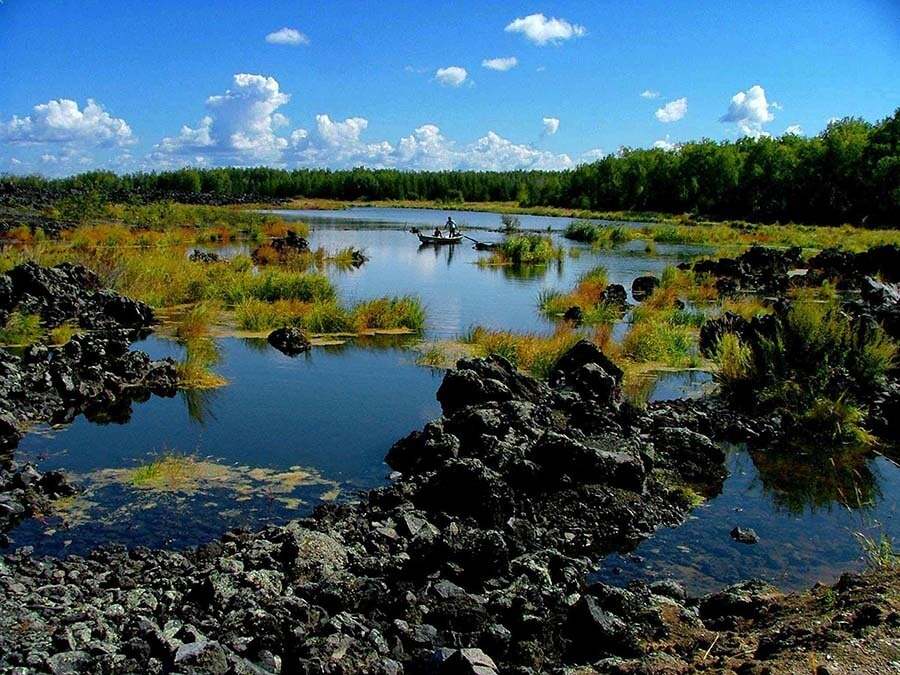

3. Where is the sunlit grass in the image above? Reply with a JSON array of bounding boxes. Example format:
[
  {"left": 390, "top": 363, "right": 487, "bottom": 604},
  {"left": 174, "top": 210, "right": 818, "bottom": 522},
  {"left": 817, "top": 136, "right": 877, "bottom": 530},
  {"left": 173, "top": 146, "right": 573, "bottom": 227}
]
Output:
[
  {"left": 48, "top": 323, "right": 80, "bottom": 345},
  {"left": 461, "top": 325, "right": 582, "bottom": 378},
  {"left": 479, "top": 233, "right": 563, "bottom": 266},
  {"left": 176, "top": 338, "right": 228, "bottom": 389},
  {"left": 0, "top": 311, "right": 42, "bottom": 346}
]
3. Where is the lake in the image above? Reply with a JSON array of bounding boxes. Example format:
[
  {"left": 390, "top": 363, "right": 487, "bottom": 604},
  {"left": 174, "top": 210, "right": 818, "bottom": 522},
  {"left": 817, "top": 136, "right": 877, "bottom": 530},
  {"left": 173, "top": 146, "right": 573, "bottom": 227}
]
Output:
[{"left": 8, "top": 207, "right": 898, "bottom": 592}]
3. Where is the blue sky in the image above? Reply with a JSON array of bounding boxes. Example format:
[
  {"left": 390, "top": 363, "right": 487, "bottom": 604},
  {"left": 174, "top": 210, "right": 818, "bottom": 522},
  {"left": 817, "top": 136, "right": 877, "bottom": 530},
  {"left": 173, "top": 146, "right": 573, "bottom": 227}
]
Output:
[{"left": 1, "top": 0, "right": 897, "bottom": 175}]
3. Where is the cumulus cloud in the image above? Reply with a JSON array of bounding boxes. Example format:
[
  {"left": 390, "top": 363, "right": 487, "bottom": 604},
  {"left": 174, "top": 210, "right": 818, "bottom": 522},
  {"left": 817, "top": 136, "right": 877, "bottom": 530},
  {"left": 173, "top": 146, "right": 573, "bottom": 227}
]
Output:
[
  {"left": 265, "top": 27, "right": 309, "bottom": 45},
  {"left": 481, "top": 56, "right": 518, "bottom": 71},
  {"left": 505, "top": 13, "right": 586, "bottom": 46},
  {"left": 146, "top": 73, "right": 571, "bottom": 171},
  {"left": 542, "top": 117, "right": 560, "bottom": 135},
  {"left": 0, "top": 98, "right": 134, "bottom": 147},
  {"left": 655, "top": 97, "right": 687, "bottom": 123},
  {"left": 784, "top": 124, "right": 803, "bottom": 136},
  {"left": 435, "top": 66, "right": 468, "bottom": 87},
  {"left": 720, "top": 85, "right": 775, "bottom": 137},
  {"left": 653, "top": 136, "right": 676, "bottom": 151},
  {"left": 154, "top": 73, "right": 290, "bottom": 164},
  {"left": 640, "top": 90, "right": 660, "bottom": 99}
]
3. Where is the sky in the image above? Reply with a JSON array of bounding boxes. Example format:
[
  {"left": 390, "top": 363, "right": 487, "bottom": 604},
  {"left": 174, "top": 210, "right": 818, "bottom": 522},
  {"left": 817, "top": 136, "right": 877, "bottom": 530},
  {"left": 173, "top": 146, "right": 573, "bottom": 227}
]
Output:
[{"left": 1, "top": 0, "right": 898, "bottom": 176}]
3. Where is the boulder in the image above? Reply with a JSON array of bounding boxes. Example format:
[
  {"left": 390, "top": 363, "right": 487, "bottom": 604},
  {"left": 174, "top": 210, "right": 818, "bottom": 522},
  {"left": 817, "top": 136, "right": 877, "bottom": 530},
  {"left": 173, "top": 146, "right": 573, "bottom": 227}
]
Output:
[
  {"left": 600, "top": 283, "right": 628, "bottom": 309},
  {"left": 173, "top": 641, "right": 229, "bottom": 674},
  {"left": 267, "top": 327, "right": 311, "bottom": 356},
  {"left": 631, "top": 276, "right": 660, "bottom": 301}
]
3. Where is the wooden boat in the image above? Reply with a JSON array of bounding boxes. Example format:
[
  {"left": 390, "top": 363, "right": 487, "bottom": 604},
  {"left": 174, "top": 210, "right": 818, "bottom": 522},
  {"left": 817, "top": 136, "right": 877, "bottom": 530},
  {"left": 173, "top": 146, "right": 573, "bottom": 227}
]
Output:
[{"left": 417, "top": 233, "right": 463, "bottom": 245}]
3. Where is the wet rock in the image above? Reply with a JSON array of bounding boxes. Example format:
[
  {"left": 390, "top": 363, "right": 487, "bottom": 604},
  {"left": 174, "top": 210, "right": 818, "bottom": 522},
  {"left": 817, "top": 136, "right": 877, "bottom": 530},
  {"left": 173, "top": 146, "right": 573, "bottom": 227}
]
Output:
[
  {"left": 731, "top": 526, "right": 759, "bottom": 544},
  {"left": 549, "top": 339, "right": 623, "bottom": 387},
  {"left": 631, "top": 276, "right": 660, "bottom": 301},
  {"left": 699, "top": 580, "right": 779, "bottom": 623},
  {"left": 173, "top": 641, "right": 229, "bottom": 674},
  {"left": 563, "top": 306, "right": 584, "bottom": 324},
  {"left": 600, "top": 284, "right": 628, "bottom": 310},
  {"left": 266, "top": 327, "right": 311, "bottom": 356}
]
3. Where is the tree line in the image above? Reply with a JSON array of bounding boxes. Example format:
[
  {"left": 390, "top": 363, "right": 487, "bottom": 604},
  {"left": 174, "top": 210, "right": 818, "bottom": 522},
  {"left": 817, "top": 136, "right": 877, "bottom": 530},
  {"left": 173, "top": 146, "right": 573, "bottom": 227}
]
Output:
[{"left": 3, "top": 109, "right": 898, "bottom": 226}]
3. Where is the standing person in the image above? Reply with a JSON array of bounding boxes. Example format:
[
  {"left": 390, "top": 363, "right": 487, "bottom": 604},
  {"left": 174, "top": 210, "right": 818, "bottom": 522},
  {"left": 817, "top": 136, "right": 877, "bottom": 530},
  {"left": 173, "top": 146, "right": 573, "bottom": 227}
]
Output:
[{"left": 446, "top": 216, "right": 458, "bottom": 236}]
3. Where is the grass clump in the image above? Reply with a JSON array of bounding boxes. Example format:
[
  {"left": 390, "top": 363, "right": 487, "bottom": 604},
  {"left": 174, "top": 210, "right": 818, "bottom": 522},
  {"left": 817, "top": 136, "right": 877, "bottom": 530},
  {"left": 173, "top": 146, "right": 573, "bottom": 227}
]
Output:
[
  {"left": 538, "top": 265, "right": 621, "bottom": 326},
  {"left": 462, "top": 326, "right": 581, "bottom": 379},
  {"left": 855, "top": 532, "right": 899, "bottom": 570},
  {"left": 48, "top": 323, "right": 80, "bottom": 345},
  {"left": 621, "top": 319, "right": 697, "bottom": 367},
  {"left": 713, "top": 297, "right": 897, "bottom": 447},
  {"left": 564, "top": 221, "right": 631, "bottom": 246},
  {"left": 0, "top": 312, "right": 42, "bottom": 346},
  {"left": 176, "top": 338, "right": 228, "bottom": 389},
  {"left": 129, "top": 453, "right": 200, "bottom": 490},
  {"left": 481, "top": 234, "right": 563, "bottom": 266},
  {"left": 351, "top": 296, "right": 426, "bottom": 332},
  {"left": 174, "top": 302, "right": 220, "bottom": 340}
]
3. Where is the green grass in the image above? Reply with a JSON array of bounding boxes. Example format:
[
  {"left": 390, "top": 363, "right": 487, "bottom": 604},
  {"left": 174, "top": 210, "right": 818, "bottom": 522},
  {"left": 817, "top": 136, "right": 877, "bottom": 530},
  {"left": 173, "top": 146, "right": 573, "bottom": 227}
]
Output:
[
  {"left": 564, "top": 220, "right": 631, "bottom": 246},
  {"left": 481, "top": 234, "right": 563, "bottom": 266},
  {"left": 351, "top": 296, "right": 426, "bottom": 332},
  {"left": 174, "top": 302, "right": 220, "bottom": 340},
  {"left": 0, "top": 312, "right": 42, "bottom": 346},
  {"left": 855, "top": 532, "right": 899, "bottom": 570},
  {"left": 461, "top": 325, "right": 582, "bottom": 379},
  {"left": 176, "top": 338, "right": 228, "bottom": 389},
  {"left": 621, "top": 319, "right": 698, "bottom": 367},
  {"left": 48, "top": 323, "right": 80, "bottom": 345},
  {"left": 713, "top": 296, "right": 897, "bottom": 448}
]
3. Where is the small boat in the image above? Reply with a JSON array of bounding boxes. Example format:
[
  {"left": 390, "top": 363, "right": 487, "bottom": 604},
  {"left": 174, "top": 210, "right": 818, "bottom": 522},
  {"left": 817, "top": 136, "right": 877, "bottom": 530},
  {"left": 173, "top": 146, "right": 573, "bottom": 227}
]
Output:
[{"left": 417, "top": 233, "right": 463, "bottom": 245}]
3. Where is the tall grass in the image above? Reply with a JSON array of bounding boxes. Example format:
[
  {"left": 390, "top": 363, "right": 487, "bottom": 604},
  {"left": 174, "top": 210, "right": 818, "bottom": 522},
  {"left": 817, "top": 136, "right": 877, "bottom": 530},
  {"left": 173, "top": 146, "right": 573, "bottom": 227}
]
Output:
[
  {"left": 482, "top": 234, "right": 563, "bottom": 266},
  {"left": 538, "top": 264, "right": 617, "bottom": 325},
  {"left": 563, "top": 221, "right": 631, "bottom": 246},
  {"left": 713, "top": 297, "right": 897, "bottom": 447},
  {"left": 234, "top": 295, "right": 426, "bottom": 334},
  {"left": 461, "top": 325, "right": 581, "bottom": 378}
]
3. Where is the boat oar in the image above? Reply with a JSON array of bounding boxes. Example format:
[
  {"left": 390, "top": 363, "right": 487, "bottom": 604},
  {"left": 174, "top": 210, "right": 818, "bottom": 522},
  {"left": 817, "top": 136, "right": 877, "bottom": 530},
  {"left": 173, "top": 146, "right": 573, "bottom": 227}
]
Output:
[{"left": 463, "top": 235, "right": 481, "bottom": 244}]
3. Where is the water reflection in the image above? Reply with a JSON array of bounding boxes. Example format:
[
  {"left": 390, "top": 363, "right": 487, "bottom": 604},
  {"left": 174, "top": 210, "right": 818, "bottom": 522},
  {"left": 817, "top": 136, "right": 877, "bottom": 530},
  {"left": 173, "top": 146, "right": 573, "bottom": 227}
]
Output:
[
  {"left": 751, "top": 446, "right": 881, "bottom": 514},
  {"left": 593, "top": 444, "right": 898, "bottom": 593}
]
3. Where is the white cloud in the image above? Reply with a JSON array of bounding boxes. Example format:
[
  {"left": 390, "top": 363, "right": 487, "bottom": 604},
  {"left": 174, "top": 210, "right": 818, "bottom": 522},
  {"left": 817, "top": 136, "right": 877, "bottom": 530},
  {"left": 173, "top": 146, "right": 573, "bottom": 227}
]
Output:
[
  {"left": 435, "top": 66, "right": 468, "bottom": 87},
  {"left": 581, "top": 148, "right": 606, "bottom": 162},
  {"left": 265, "top": 27, "right": 309, "bottom": 46},
  {"left": 289, "top": 117, "right": 571, "bottom": 171},
  {"left": 505, "top": 13, "right": 586, "bottom": 46},
  {"left": 464, "top": 131, "right": 572, "bottom": 170},
  {"left": 720, "top": 85, "right": 775, "bottom": 137},
  {"left": 653, "top": 136, "right": 676, "bottom": 150},
  {"left": 784, "top": 124, "right": 803, "bottom": 136},
  {"left": 154, "top": 73, "right": 290, "bottom": 164},
  {"left": 655, "top": 97, "right": 687, "bottom": 123},
  {"left": 640, "top": 90, "right": 660, "bottom": 99},
  {"left": 0, "top": 98, "right": 134, "bottom": 147},
  {"left": 542, "top": 117, "right": 560, "bottom": 135},
  {"left": 481, "top": 56, "right": 518, "bottom": 72}
]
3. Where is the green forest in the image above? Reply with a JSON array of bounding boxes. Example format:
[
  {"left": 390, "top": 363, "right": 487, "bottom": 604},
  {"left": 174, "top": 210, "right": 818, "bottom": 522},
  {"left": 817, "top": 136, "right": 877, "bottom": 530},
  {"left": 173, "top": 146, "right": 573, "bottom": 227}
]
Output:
[{"left": 4, "top": 109, "right": 899, "bottom": 226}]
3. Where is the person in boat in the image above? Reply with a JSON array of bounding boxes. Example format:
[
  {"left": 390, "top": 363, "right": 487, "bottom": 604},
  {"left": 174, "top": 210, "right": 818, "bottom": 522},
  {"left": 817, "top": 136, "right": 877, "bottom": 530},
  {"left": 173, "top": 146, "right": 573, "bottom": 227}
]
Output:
[
  {"left": 446, "top": 216, "right": 459, "bottom": 236},
  {"left": 433, "top": 226, "right": 443, "bottom": 238}
]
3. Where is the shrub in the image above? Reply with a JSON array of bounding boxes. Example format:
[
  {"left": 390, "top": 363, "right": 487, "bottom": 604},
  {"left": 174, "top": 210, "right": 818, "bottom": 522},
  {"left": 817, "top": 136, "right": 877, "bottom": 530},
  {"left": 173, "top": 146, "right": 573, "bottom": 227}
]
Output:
[{"left": 486, "top": 234, "right": 562, "bottom": 265}]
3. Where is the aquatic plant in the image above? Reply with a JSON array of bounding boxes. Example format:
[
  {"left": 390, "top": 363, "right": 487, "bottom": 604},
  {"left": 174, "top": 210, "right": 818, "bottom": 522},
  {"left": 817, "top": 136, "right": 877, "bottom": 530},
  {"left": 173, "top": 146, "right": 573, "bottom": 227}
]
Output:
[
  {"left": 564, "top": 221, "right": 632, "bottom": 246},
  {"left": 174, "top": 302, "right": 221, "bottom": 340},
  {"left": 176, "top": 338, "right": 228, "bottom": 389},
  {"left": 351, "top": 296, "right": 426, "bottom": 332},
  {"left": 0, "top": 312, "right": 42, "bottom": 346},
  {"left": 481, "top": 234, "right": 563, "bottom": 266},
  {"left": 128, "top": 453, "right": 203, "bottom": 490}
]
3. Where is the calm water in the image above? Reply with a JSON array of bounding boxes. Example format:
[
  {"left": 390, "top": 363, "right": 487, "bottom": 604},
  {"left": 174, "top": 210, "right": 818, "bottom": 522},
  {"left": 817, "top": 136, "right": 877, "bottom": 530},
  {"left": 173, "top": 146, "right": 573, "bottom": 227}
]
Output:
[
  {"left": 7, "top": 208, "right": 898, "bottom": 592},
  {"left": 594, "top": 446, "right": 899, "bottom": 594}
]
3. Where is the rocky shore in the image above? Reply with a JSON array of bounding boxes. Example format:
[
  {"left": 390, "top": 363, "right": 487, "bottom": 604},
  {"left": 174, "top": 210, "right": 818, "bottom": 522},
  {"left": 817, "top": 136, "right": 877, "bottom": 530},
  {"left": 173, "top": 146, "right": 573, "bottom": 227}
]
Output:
[
  {"left": 0, "top": 263, "right": 178, "bottom": 535},
  {"left": 0, "top": 251, "right": 897, "bottom": 673}
]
